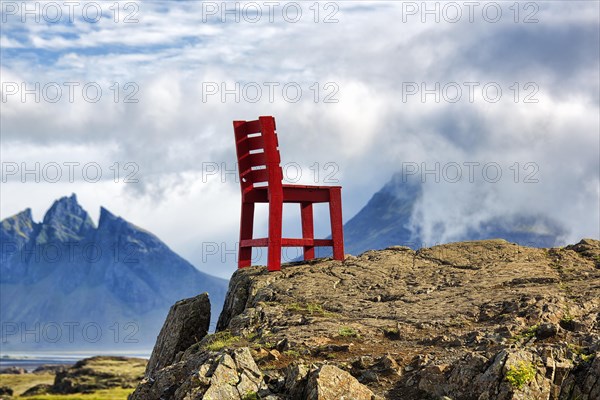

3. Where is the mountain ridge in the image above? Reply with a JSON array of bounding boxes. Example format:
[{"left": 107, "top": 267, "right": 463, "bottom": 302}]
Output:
[
  {"left": 0, "top": 194, "right": 229, "bottom": 352},
  {"left": 341, "top": 173, "right": 568, "bottom": 255}
]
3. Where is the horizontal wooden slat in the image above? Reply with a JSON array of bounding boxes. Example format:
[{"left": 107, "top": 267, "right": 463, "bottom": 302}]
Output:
[
  {"left": 238, "top": 152, "right": 267, "bottom": 172},
  {"left": 241, "top": 238, "right": 268, "bottom": 247},
  {"left": 281, "top": 239, "right": 334, "bottom": 247},
  {"left": 240, "top": 168, "right": 269, "bottom": 183},
  {"left": 236, "top": 134, "right": 264, "bottom": 152},
  {"left": 241, "top": 238, "right": 334, "bottom": 248},
  {"left": 245, "top": 119, "right": 262, "bottom": 134}
]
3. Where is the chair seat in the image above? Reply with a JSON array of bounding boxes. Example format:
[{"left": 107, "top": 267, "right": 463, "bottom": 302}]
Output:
[{"left": 243, "top": 184, "right": 342, "bottom": 203}]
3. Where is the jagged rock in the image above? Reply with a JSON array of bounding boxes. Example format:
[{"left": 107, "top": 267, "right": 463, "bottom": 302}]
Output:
[
  {"left": 202, "top": 353, "right": 241, "bottom": 399},
  {"left": 305, "top": 364, "right": 377, "bottom": 400},
  {"left": 536, "top": 323, "right": 558, "bottom": 339},
  {"left": 145, "top": 293, "right": 211, "bottom": 377},
  {"left": 418, "top": 364, "right": 450, "bottom": 397},
  {"left": 132, "top": 347, "right": 266, "bottom": 400},
  {"left": 373, "top": 355, "right": 401, "bottom": 375},
  {"left": 231, "top": 347, "right": 265, "bottom": 395},
  {"left": 285, "top": 363, "right": 310, "bottom": 399}
]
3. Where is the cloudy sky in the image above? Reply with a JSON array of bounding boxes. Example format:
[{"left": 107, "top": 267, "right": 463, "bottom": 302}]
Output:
[{"left": 1, "top": 1, "right": 599, "bottom": 278}]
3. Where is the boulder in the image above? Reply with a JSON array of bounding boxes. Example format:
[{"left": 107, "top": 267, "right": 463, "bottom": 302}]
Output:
[
  {"left": 305, "top": 365, "right": 377, "bottom": 400},
  {"left": 284, "top": 363, "right": 310, "bottom": 399},
  {"left": 145, "top": 293, "right": 211, "bottom": 377}
]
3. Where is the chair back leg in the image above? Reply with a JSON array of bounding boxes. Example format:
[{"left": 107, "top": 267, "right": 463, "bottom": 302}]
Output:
[
  {"left": 267, "top": 196, "right": 283, "bottom": 271},
  {"left": 238, "top": 202, "right": 254, "bottom": 268},
  {"left": 329, "top": 187, "right": 345, "bottom": 260},
  {"left": 301, "top": 202, "right": 315, "bottom": 260}
]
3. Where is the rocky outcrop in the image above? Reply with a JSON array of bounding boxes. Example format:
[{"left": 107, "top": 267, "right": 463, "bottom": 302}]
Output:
[
  {"left": 146, "top": 293, "right": 211, "bottom": 377},
  {"left": 131, "top": 239, "right": 600, "bottom": 399}
]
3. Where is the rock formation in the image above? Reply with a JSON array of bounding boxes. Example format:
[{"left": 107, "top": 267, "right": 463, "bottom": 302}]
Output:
[
  {"left": 146, "top": 293, "right": 211, "bottom": 376},
  {"left": 130, "top": 239, "right": 600, "bottom": 399}
]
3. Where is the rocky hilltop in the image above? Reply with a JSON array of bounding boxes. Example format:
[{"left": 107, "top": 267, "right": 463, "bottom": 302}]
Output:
[{"left": 131, "top": 239, "right": 600, "bottom": 399}]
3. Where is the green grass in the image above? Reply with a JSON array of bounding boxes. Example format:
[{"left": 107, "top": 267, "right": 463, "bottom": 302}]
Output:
[
  {"left": 16, "top": 387, "right": 134, "bottom": 399},
  {"left": 262, "top": 341, "right": 276, "bottom": 350},
  {"left": 78, "top": 357, "right": 146, "bottom": 376},
  {"left": 286, "top": 302, "right": 336, "bottom": 317},
  {"left": 242, "top": 391, "right": 260, "bottom": 400},
  {"left": 0, "top": 357, "right": 145, "bottom": 399},
  {"left": 0, "top": 373, "right": 134, "bottom": 399},
  {"left": 306, "top": 303, "right": 325, "bottom": 315},
  {"left": 505, "top": 361, "right": 536, "bottom": 389},
  {"left": 561, "top": 314, "right": 574, "bottom": 324},
  {"left": 203, "top": 330, "right": 240, "bottom": 351},
  {"left": 510, "top": 325, "right": 538, "bottom": 342},
  {"left": 569, "top": 344, "right": 596, "bottom": 364},
  {"left": 383, "top": 326, "right": 401, "bottom": 339},
  {"left": 283, "top": 350, "right": 301, "bottom": 358},
  {"left": 338, "top": 326, "right": 359, "bottom": 338},
  {"left": 568, "top": 343, "right": 584, "bottom": 355},
  {"left": 581, "top": 353, "right": 595, "bottom": 363},
  {"left": 0, "top": 372, "right": 54, "bottom": 396}
]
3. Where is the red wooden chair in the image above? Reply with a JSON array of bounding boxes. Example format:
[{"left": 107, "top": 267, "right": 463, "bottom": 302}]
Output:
[{"left": 233, "top": 116, "right": 344, "bottom": 272}]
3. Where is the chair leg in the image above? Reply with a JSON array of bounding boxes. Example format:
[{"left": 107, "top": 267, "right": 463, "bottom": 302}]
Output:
[
  {"left": 301, "top": 202, "right": 315, "bottom": 260},
  {"left": 329, "top": 187, "right": 345, "bottom": 260},
  {"left": 238, "top": 202, "right": 254, "bottom": 268},
  {"left": 267, "top": 196, "right": 283, "bottom": 271}
]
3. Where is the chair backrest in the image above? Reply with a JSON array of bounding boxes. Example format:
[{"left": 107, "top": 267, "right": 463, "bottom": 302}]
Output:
[{"left": 233, "top": 116, "right": 284, "bottom": 194}]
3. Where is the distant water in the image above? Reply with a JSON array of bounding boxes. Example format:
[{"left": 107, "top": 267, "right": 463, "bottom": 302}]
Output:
[{"left": 1, "top": 351, "right": 151, "bottom": 372}]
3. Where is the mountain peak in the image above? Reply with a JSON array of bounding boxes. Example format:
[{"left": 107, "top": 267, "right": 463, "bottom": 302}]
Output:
[
  {"left": 99, "top": 206, "right": 116, "bottom": 222},
  {"left": 40, "top": 193, "right": 95, "bottom": 241},
  {"left": 13, "top": 207, "right": 33, "bottom": 222},
  {"left": 1, "top": 208, "right": 37, "bottom": 241},
  {"left": 98, "top": 206, "right": 124, "bottom": 230},
  {"left": 43, "top": 193, "right": 82, "bottom": 222}
]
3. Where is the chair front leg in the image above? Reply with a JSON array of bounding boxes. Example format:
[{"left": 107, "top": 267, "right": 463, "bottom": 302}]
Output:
[
  {"left": 301, "top": 202, "right": 315, "bottom": 260},
  {"left": 267, "top": 196, "right": 283, "bottom": 271},
  {"left": 329, "top": 187, "right": 345, "bottom": 261},
  {"left": 238, "top": 202, "right": 254, "bottom": 268}
]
